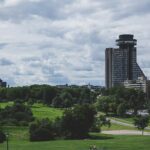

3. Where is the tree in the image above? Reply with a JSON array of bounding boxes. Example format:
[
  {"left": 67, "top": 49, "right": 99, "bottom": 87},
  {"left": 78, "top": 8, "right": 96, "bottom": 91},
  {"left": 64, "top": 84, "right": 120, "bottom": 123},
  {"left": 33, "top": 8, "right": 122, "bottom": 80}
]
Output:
[
  {"left": 42, "top": 86, "right": 58, "bottom": 105},
  {"left": 59, "top": 92, "right": 73, "bottom": 107},
  {"left": 0, "top": 102, "right": 34, "bottom": 125},
  {"left": 96, "top": 96, "right": 112, "bottom": 115},
  {"left": 117, "top": 103, "right": 127, "bottom": 117},
  {"left": 0, "top": 130, "right": 6, "bottom": 143},
  {"left": 51, "top": 96, "right": 63, "bottom": 108},
  {"left": 29, "top": 118, "right": 55, "bottom": 141},
  {"left": 134, "top": 115, "right": 149, "bottom": 135},
  {"left": 61, "top": 104, "right": 96, "bottom": 139},
  {"left": 91, "top": 115, "right": 111, "bottom": 132},
  {"left": 126, "top": 89, "right": 146, "bottom": 115}
]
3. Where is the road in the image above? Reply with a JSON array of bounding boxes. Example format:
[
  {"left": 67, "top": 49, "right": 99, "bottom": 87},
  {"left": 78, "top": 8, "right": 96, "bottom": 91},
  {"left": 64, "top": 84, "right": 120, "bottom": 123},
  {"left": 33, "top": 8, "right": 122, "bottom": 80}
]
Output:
[{"left": 102, "top": 118, "right": 150, "bottom": 135}]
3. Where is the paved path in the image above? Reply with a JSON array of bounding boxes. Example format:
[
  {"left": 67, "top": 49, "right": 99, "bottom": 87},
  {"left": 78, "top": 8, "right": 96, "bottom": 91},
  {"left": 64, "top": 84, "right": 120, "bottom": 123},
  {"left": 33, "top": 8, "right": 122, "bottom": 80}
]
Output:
[
  {"left": 109, "top": 118, "right": 150, "bottom": 130},
  {"left": 110, "top": 118, "right": 134, "bottom": 127},
  {"left": 102, "top": 130, "right": 150, "bottom": 135}
]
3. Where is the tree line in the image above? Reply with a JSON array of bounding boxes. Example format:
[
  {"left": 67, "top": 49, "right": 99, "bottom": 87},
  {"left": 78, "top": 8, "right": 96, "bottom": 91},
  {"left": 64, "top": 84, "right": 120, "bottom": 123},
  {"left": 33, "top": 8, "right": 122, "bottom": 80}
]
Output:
[
  {"left": 96, "top": 86, "right": 149, "bottom": 116},
  {"left": 0, "top": 85, "right": 98, "bottom": 108}
]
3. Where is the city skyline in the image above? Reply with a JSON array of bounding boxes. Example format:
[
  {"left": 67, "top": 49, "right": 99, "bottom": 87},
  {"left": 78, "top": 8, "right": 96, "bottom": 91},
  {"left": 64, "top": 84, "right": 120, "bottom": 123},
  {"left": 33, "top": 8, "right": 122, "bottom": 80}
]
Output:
[{"left": 0, "top": 0, "right": 150, "bottom": 86}]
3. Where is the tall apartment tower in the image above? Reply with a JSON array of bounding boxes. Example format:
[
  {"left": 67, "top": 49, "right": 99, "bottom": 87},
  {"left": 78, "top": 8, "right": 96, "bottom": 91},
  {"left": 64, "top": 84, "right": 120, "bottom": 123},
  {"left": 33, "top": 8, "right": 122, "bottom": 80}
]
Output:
[{"left": 105, "top": 34, "right": 146, "bottom": 89}]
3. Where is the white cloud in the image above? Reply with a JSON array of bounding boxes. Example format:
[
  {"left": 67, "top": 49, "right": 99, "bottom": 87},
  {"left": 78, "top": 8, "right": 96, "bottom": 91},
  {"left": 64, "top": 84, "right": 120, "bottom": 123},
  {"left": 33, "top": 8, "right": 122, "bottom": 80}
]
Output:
[{"left": 0, "top": 0, "right": 150, "bottom": 86}]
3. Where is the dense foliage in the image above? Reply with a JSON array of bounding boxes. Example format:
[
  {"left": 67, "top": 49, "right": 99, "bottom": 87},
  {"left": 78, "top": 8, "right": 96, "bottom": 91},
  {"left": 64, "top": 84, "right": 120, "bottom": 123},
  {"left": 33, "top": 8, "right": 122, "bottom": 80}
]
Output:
[
  {"left": 0, "top": 130, "right": 6, "bottom": 143},
  {"left": 96, "top": 86, "right": 148, "bottom": 116},
  {"left": 61, "top": 104, "right": 96, "bottom": 139},
  {"left": 0, "top": 85, "right": 98, "bottom": 108},
  {"left": 134, "top": 115, "right": 149, "bottom": 135},
  {"left": 0, "top": 101, "right": 34, "bottom": 126},
  {"left": 30, "top": 118, "right": 55, "bottom": 141},
  {"left": 29, "top": 104, "right": 99, "bottom": 141}
]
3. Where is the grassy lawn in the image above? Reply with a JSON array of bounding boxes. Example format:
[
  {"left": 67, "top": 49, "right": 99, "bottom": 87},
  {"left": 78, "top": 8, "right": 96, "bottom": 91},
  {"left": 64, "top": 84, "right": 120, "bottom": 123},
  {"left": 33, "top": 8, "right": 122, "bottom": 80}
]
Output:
[
  {"left": 2, "top": 126, "right": 29, "bottom": 141},
  {"left": 0, "top": 101, "right": 13, "bottom": 108},
  {"left": 31, "top": 103, "right": 63, "bottom": 120},
  {"left": 1, "top": 134, "right": 150, "bottom": 150},
  {"left": 101, "top": 123, "right": 137, "bottom": 131},
  {"left": 1, "top": 102, "right": 150, "bottom": 150},
  {"left": 110, "top": 117, "right": 134, "bottom": 124},
  {"left": 0, "top": 102, "right": 63, "bottom": 120}
]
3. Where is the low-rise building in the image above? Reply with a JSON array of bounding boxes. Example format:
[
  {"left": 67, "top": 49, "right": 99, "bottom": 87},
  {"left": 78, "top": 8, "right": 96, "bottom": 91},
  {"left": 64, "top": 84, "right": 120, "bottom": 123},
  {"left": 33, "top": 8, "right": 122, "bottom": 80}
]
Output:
[
  {"left": 124, "top": 77, "right": 147, "bottom": 92},
  {"left": 123, "top": 77, "right": 150, "bottom": 98},
  {"left": 0, "top": 79, "right": 7, "bottom": 88}
]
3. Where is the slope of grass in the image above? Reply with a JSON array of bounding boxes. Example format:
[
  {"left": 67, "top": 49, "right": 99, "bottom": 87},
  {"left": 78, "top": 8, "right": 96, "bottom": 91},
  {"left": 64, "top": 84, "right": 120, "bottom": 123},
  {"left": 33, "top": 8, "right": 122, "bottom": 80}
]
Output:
[
  {"left": 1, "top": 102, "right": 150, "bottom": 150},
  {"left": 101, "top": 123, "right": 137, "bottom": 131},
  {"left": 1, "top": 134, "right": 150, "bottom": 150},
  {"left": 31, "top": 103, "right": 63, "bottom": 120},
  {"left": 0, "top": 101, "right": 13, "bottom": 108},
  {"left": 0, "top": 102, "right": 63, "bottom": 120},
  {"left": 110, "top": 117, "right": 134, "bottom": 124},
  {"left": 2, "top": 126, "right": 28, "bottom": 141}
]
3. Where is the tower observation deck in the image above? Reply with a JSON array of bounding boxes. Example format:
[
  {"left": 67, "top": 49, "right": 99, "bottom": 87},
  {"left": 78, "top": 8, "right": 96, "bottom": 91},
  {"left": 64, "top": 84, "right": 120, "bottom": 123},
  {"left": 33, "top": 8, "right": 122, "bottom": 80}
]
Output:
[{"left": 105, "top": 34, "right": 146, "bottom": 89}]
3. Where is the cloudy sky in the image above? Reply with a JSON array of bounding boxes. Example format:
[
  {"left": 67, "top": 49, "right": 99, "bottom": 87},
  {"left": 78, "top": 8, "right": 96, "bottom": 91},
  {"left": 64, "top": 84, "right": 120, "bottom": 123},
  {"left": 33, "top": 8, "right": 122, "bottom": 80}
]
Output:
[{"left": 0, "top": 0, "right": 150, "bottom": 86}]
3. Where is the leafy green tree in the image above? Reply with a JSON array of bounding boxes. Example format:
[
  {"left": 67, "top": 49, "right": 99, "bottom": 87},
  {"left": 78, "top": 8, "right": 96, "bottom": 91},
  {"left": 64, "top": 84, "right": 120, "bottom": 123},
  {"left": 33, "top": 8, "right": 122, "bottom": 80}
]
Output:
[
  {"left": 42, "top": 86, "right": 58, "bottom": 105},
  {"left": 52, "top": 96, "right": 63, "bottom": 108},
  {"left": 117, "top": 103, "right": 127, "bottom": 117},
  {"left": 96, "top": 96, "right": 111, "bottom": 115},
  {"left": 0, "top": 102, "right": 34, "bottom": 125},
  {"left": 80, "top": 88, "right": 91, "bottom": 104},
  {"left": 129, "top": 90, "right": 146, "bottom": 115},
  {"left": 61, "top": 104, "right": 96, "bottom": 139},
  {"left": 60, "top": 92, "right": 73, "bottom": 107},
  {"left": 0, "top": 130, "right": 6, "bottom": 143},
  {"left": 91, "top": 115, "right": 111, "bottom": 132},
  {"left": 0, "top": 88, "right": 7, "bottom": 101},
  {"left": 29, "top": 118, "right": 55, "bottom": 141},
  {"left": 27, "top": 98, "right": 35, "bottom": 107},
  {"left": 134, "top": 115, "right": 149, "bottom": 135}
]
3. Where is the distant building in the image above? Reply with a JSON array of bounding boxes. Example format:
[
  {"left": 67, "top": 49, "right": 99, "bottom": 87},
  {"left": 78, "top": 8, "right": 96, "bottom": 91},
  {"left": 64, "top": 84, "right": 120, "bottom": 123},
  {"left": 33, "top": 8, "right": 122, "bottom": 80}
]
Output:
[
  {"left": 0, "top": 79, "right": 7, "bottom": 88},
  {"left": 105, "top": 34, "right": 146, "bottom": 89},
  {"left": 124, "top": 77, "right": 147, "bottom": 93}
]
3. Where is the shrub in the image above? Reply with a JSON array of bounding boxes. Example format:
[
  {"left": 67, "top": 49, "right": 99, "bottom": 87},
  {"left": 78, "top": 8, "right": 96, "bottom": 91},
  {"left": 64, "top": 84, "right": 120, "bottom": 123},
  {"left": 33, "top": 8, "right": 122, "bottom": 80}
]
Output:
[
  {"left": 29, "top": 118, "right": 55, "bottom": 141},
  {"left": 0, "top": 131, "right": 6, "bottom": 143},
  {"left": 61, "top": 104, "right": 96, "bottom": 139},
  {"left": 0, "top": 102, "right": 34, "bottom": 126}
]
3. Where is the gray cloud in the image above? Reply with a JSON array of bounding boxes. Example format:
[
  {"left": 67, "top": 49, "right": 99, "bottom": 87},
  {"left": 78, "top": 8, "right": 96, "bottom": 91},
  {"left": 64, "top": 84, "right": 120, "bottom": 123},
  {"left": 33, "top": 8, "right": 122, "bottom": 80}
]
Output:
[
  {"left": 0, "top": 0, "right": 150, "bottom": 86},
  {"left": 0, "top": 43, "right": 8, "bottom": 49},
  {"left": 0, "top": 0, "right": 72, "bottom": 22},
  {"left": 0, "top": 58, "right": 14, "bottom": 66}
]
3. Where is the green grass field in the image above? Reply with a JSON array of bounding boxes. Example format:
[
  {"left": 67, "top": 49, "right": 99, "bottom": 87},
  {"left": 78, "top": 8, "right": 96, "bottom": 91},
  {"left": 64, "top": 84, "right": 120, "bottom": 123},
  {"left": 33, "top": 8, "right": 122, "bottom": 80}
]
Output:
[
  {"left": 0, "top": 102, "right": 13, "bottom": 108},
  {"left": 1, "top": 102, "right": 150, "bottom": 150},
  {"left": 101, "top": 123, "right": 137, "bottom": 131},
  {"left": 0, "top": 102, "right": 63, "bottom": 120},
  {"left": 31, "top": 103, "right": 63, "bottom": 120},
  {"left": 1, "top": 134, "right": 150, "bottom": 150}
]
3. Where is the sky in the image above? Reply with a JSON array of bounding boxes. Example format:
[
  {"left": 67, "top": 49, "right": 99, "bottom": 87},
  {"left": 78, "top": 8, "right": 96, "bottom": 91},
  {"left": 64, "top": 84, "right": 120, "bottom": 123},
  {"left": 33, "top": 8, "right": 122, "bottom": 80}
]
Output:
[{"left": 0, "top": 0, "right": 150, "bottom": 86}]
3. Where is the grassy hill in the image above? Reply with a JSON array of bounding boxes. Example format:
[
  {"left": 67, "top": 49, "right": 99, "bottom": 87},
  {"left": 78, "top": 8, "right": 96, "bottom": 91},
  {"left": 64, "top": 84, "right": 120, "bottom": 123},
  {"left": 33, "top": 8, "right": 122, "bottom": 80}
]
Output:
[
  {"left": 1, "top": 102, "right": 150, "bottom": 150},
  {"left": 1, "top": 134, "right": 150, "bottom": 150}
]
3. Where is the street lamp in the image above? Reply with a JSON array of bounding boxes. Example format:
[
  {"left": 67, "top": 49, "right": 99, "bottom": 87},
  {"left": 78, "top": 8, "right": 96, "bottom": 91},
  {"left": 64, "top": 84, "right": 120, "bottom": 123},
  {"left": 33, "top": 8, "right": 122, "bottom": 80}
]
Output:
[{"left": 6, "top": 133, "right": 9, "bottom": 150}]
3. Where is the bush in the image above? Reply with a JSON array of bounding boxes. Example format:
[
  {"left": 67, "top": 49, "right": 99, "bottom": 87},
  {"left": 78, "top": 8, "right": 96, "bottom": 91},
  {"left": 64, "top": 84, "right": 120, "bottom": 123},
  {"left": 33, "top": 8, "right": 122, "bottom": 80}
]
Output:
[
  {"left": 30, "top": 128, "right": 53, "bottom": 141},
  {"left": 29, "top": 118, "right": 55, "bottom": 141},
  {"left": 0, "top": 131, "right": 6, "bottom": 143},
  {"left": 61, "top": 104, "right": 96, "bottom": 139},
  {"left": 0, "top": 102, "right": 34, "bottom": 126}
]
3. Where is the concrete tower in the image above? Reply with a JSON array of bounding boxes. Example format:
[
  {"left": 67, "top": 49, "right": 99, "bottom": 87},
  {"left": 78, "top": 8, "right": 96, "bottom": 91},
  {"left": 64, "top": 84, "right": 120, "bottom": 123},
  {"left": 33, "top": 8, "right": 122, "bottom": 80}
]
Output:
[{"left": 105, "top": 34, "right": 146, "bottom": 89}]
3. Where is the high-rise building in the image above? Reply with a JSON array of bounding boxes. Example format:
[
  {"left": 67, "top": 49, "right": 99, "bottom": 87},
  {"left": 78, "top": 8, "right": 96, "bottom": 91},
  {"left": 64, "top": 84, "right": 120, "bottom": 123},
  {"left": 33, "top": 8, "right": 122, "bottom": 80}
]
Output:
[{"left": 105, "top": 34, "right": 146, "bottom": 89}]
